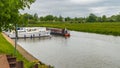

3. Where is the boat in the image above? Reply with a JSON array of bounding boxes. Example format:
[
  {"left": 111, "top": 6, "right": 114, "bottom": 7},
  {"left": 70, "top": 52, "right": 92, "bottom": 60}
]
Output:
[
  {"left": 4, "top": 27, "right": 51, "bottom": 39},
  {"left": 47, "top": 28, "right": 70, "bottom": 37}
]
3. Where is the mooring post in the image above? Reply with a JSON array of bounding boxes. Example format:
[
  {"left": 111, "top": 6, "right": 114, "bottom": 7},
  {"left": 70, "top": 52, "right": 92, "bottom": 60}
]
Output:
[{"left": 24, "top": 34, "right": 26, "bottom": 39}]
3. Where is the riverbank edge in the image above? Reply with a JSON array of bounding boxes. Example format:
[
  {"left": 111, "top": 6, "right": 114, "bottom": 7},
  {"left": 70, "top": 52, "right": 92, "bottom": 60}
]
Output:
[{"left": 2, "top": 32, "right": 38, "bottom": 61}]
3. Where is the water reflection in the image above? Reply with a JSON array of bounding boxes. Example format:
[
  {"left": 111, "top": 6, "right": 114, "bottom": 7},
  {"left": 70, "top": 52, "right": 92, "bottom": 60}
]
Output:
[{"left": 17, "top": 31, "right": 120, "bottom": 68}]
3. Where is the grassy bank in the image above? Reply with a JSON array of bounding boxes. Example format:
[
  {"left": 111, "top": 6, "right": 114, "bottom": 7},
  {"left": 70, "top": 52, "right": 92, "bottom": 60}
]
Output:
[
  {"left": 0, "top": 33, "right": 34, "bottom": 68},
  {"left": 27, "top": 22, "right": 120, "bottom": 36},
  {"left": 0, "top": 33, "right": 54, "bottom": 68}
]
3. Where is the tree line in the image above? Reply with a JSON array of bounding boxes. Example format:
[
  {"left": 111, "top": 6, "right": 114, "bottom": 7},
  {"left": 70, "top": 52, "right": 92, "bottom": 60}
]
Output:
[{"left": 21, "top": 13, "right": 120, "bottom": 24}]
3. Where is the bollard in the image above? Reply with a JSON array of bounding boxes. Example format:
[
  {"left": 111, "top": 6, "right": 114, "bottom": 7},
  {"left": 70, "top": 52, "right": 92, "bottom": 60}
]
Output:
[
  {"left": 39, "top": 34, "right": 41, "bottom": 38},
  {"left": 24, "top": 35, "right": 26, "bottom": 39},
  {"left": 33, "top": 34, "right": 35, "bottom": 38},
  {"left": 31, "top": 35, "right": 32, "bottom": 39}
]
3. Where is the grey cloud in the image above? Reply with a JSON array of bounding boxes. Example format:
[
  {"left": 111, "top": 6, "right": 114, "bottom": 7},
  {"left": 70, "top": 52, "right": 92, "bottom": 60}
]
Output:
[{"left": 20, "top": 0, "right": 120, "bottom": 17}]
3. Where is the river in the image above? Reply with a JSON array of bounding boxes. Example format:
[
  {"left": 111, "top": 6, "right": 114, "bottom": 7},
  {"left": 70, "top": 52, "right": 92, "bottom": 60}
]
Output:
[{"left": 17, "top": 31, "right": 120, "bottom": 68}]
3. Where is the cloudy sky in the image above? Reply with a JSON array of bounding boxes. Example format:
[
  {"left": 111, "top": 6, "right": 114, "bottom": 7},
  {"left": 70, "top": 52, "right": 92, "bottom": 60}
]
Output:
[{"left": 20, "top": 0, "right": 120, "bottom": 17}]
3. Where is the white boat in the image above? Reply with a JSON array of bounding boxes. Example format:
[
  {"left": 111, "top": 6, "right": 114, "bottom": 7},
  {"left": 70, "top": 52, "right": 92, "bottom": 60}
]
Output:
[{"left": 4, "top": 27, "right": 51, "bottom": 39}]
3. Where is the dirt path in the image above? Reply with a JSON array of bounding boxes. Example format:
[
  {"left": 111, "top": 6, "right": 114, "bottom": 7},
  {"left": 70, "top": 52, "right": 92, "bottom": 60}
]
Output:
[{"left": 2, "top": 33, "right": 38, "bottom": 62}]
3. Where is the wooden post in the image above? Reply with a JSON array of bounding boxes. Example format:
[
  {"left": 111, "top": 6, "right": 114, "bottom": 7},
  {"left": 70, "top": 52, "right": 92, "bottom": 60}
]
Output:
[
  {"left": 16, "top": 61, "right": 24, "bottom": 68},
  {"left": 33, "top": 64, "right": 38, "bottom": 68}
]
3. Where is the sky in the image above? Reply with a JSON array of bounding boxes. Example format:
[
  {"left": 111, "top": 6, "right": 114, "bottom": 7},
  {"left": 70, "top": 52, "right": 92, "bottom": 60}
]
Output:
[{"left": 19, "top": 0, "right": 120, "bottom": 17}]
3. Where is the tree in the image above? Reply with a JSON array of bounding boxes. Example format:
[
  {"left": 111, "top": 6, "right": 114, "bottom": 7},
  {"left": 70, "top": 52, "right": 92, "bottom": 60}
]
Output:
[
  {"left": 40, "top": 16, "right": 44, "bottom": 21},
  {"left": 54, "top": 16, "right": 59, "bottom": 21},
  {"left": 58, "top": 15, "right": 63, "bottom": 21},
  {"left": 44, "top": 15, "right": 54, "bottom": 21},
  {"left": 33, "top": 13, "right": 38, "bottom": 21},
  {"left": 65, "top": 17, "right": 71, "bottom": 21},
  {"left": 18, "top": 14, "right": 29, "bottom": 26},
  {"left": 0, "top": 0, "right": 35, "bottom": 32},
  {"left": 96, "top": 17, "right": 102, "bottom": 22},
  {"left": 23, "top": 13, "right": 34, "bottom": 20},
  {"left": 110, "top": 15, "right": 117, "bottom": 22},
  {"left": 102, "top": 15, "right": 107, "bottom": 22},
  {"left": 116, "top": 14, "right": 120, "bottom": 22},
  {"left": 86, "top": 13, "right": 97, "bottom": 22}
]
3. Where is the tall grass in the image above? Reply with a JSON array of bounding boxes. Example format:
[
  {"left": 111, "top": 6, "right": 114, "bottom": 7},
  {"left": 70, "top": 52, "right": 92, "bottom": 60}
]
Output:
[{"left": 27, "top": 22, "right": 120, "bottom": 36}]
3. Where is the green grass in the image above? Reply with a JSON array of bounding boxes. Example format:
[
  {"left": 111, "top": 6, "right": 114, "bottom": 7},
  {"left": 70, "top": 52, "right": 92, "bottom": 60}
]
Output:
[
  {"left": 0, "top": 33, "right": 34, "bottom": 68},
  {"left": 27, "top": 22, "right": 120, "bottom": 36}
]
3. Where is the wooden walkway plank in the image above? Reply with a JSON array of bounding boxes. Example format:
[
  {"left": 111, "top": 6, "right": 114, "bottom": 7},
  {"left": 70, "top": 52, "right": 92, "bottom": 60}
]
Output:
[{"left": 0, "top": 55, "right": 10, "bottom": 68}]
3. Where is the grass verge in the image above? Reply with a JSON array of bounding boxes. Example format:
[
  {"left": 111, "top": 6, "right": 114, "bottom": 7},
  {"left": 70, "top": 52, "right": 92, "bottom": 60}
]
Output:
[{"left": 0, "top": 33, "right": 34, "bottom": 68}]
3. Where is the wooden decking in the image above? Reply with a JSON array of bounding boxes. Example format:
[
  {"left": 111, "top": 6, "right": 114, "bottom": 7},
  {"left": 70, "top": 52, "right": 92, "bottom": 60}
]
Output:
[
  {"left": 0, "top": 54, "right": 23, "bottom": 68},
  {"left": 0, "top": 55, "right": 10, "bottom": 68}
]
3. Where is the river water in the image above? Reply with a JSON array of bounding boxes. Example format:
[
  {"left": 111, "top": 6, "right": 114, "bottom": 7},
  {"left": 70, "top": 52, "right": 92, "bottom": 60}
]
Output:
[{"left": 17, "top": 31, "right": 120, "bottom": 68}]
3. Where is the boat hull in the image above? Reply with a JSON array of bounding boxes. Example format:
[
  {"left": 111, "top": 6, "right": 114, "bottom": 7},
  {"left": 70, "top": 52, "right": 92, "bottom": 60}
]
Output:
[{"left": 47, "top": 28, "right": 70, "bottom": 37}]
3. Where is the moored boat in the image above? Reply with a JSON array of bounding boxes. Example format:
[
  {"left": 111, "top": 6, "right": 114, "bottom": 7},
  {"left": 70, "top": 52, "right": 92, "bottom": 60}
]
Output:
[
  {"left": 47, "top": 28, "right": 70, "bottom": 37},
  {"left": 4, "top": 27, "right": 51, "bottom": 39}
]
